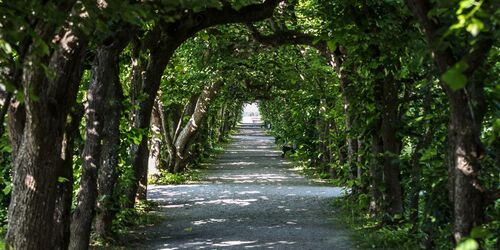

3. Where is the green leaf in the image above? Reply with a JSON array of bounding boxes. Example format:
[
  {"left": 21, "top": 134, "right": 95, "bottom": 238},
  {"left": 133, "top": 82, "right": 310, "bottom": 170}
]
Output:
[
  {"left": 3, "top": 185, "right": 12, "bottom": 195},
  {"left": 459, "top": 0, "right": 476, "bottom": 10},
  {"left": 15, "top": 91, "right": 25, "bottom": 103},
  {"left": 442, "top": 61, "right": 469, "bottom": 91},
  {"left": 58, "top": 177, "right": 69, "bottom": 183},
  {"left": 0, "top": 39, "right": 12, "bottom": 54},
  {"left": 312, "top": 37, "right": 321, "bottom": 45},
  {"left": 466, "top": 18, "right": 484, "bottom": 36},
  {"left": 442, "top": 69, "right": 467, "bottom": 90},
  {"left": 2, "top": 80, "right": 17, "bottom": 93},
  {"left": 200, "top": 32, "right": 210, "bottom": 41},
  {"left": 470, "top": 227, "right": 491, "bottom": 239},
  {"left": 37, "top": 39, "right": 50, "bottom": 56},
  {"left": 456, "top": 238, "right": 479, "bottom": 250},
  {"left": 327, "top": 40, "right": 336, "bottom": 51}
]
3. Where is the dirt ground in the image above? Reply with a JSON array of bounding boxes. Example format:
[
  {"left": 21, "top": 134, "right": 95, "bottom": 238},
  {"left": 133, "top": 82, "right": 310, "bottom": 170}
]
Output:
[{"left": 132, "top": 124, "right": 356, "bottom": 249}]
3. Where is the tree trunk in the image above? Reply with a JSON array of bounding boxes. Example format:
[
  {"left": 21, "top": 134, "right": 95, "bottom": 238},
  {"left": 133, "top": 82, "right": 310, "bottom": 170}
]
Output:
[
  {"left": 162, "top": 94, "right": 200, "bottom": 174},
  {"left": 126, "top": 44, "right": 174, "bottom": 208},
  {"left": 406, "top": 0, "right": 493, "bottom": 241},
  {"left": 329, "top": 49, "right": 361, "bottom": 186},
  {"left": 218, "top": 105, "right": 227, "bottom": 142},
  {"left": 6, "top": 21, "right": 87, "bottom": 249},
  {"left": 223, "top": 109, "right": 233, "bottom": 136},
  {"left": 370, "top": 127, "right": 384, "bottom": 214},
  {"left": 70, "top": 30, "right": 131, "bottom": 249},
  {"left": 95, "top": 69, "right": 124, "bottom": 239},
  {"left": 149, "top": 100, "right": 162, "bottom": 174},
  {"left": 52, "top": 104, "right": 83, "bottom": 250},
  {"left": 173, "top": 81, "right": 223, "bottom": 173},
  {"left": 329, "top": 116, "right": 345, "bottom": 178},
  {"left": 0, "top": 93, "right": 11, "bottom": 137},
  {"left": 357, "top": 139, "right": 367, "bottom": 193},
  {"left": 156, "top": 99, "right": 176, "bottom": 172},
  {"left": 449, "top": 92, "right": 486, "bottom": 242},
  {"left": 316, "top": 98, "right": 330, "bottom": 169},
  {"left": 323, "top": 120, "right": 333, "bottom": 164},
  {"left": 207, "top": 115, "right": 215, "bottom": 147},
  {"left": 70, "top": 51, "right": 107, "bottom": 250},
  {"left": 380, "top": 76, "right": 403, "bottom": 217},
  {"left": 338, "top": 71, "right": 358, "bottom": 181},
  {"left": 7, "top": 100, "right": 25, "bottom": 162}
]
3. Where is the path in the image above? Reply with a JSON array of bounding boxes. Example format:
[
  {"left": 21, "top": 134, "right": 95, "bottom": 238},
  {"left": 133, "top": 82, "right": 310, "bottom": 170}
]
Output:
[{"left": 136, "top": 124, "right": 356, "bottom": 249}]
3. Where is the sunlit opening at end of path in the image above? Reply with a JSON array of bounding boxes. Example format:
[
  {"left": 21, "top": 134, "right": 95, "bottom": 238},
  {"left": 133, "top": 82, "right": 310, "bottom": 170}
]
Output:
[{"left": 241, "top": 102, "right": 261, "bottom": 124}]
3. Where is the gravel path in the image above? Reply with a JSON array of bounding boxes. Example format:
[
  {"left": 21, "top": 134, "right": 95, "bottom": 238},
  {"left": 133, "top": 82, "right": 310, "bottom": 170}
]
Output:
[{"left": 137, "top": 124, "right": 356, "bottom": 249}]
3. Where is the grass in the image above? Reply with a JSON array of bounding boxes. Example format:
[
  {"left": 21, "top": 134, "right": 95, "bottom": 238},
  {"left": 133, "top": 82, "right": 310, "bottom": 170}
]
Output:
[
  {"left": 90, "top": 200, "right": 165, "bottom": 249},
  {"left": 328, "top": 196, "right": 500, "bottom": 250},
  {"left": 148, "top": 169, "right": 201, "bottom": 185},
  {"left": 195, "top": 142, "right": 229, "bottom": 167},
  {"left": 148, "top": 136, "right": 233, "bottom": 186},
  {"left": 285, "top": 157, "right": 334, "bottom": 185},
  {"left": 330, "top": 197, "right": 422, "bottom": 250},
  {"left": 0, "top": 225, "right": 5, "bottom": 239}
]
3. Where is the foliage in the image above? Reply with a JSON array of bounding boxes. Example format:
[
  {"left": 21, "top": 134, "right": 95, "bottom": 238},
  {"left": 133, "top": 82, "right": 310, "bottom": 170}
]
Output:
[
  {"left": 112, "top": 200, "right": 162, "bottom": 233},
  {"left": 149, "top": 170, "right": 201, "bottom": 185},
  {"left": 257, "top": 0, "right": 499, "bottom": 248},
  {"left": 0, "top": 130, "right": 11, "bottom": 236},
  {"left": 331, "top": 196, "right": 445, "bottom": 249},
  {"left": 0, "top": 0, "right": 498, "bottom": 248},
  {"left": 91, "top": 200, "right": 164, "bottom": 247}
]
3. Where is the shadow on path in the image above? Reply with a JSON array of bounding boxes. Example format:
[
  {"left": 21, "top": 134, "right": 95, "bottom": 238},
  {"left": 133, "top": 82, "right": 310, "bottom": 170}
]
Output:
[{"left": 133, "top": 123, "right": 356, "bottom": 249}]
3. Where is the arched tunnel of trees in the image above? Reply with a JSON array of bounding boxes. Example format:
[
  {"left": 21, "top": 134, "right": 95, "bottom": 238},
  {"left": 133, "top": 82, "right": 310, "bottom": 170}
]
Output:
[{"left": 0, "top": 0, "right": 499, "bottom": 249}]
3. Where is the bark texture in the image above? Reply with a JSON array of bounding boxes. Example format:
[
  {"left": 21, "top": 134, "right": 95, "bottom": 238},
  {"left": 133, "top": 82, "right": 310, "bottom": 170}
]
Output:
[
  {"left": 52, "top": 105, "right": 84, "bottom": 250},
  {"left": 6, "top": 18, "right": 87, "bottom": 249},
  {"left": 332, "top": 50, "right": 360, "bottom": 186},
  {"left": 370, "top": 125, "right": 384, "bottom": 213},
  {"left": 0, "top": 93, "right": 11, "bottom": 137},
  {"left": 379, "top": 76, "right": 403, "bottom": 216},
  {"left": 173, "top": 81, "right": 223, "bottom": 173},
  {"left": 95, "top": 74, "right": 124, "bottom": 238},
  {"left": 127, "top": 45, "right": 173, "bottom": 207},
  {"left": 406, "top": 0, "right": 493, "bottom": 242},
  {"left": 70, "top": 29, "right": 131, "bottom": 249},
  {"left": 156, "top": 99, "right": 176, "bottom": 172}
]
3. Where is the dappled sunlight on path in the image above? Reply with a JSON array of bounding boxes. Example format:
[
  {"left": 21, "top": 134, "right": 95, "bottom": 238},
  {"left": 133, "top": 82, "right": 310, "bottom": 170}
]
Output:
[{"left": 135, "top": 123, "right": 356, "bottom": 249}]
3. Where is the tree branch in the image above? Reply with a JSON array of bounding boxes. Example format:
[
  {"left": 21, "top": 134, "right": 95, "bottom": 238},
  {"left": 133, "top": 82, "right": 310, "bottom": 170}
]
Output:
[
  {"left": 463, "top": 37, "right": 495, "bottom": 76},
  {"left": 164, "top": 0, "right": 283, "bottom": 44},
  {"left": 175, "top": 81, "right": 223, "bottom": 158},
  {"left": 156, "top": 98, "right": 175, "bottom": 156},
  {"left": 173, "top": 94, "right": 200, "bottom": 142},
  {"left": 245, "top": 23, "right": 331, "bottom": 55},
  {"left": 405, "top": 0, "right": 456, "bottom": 75}
]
